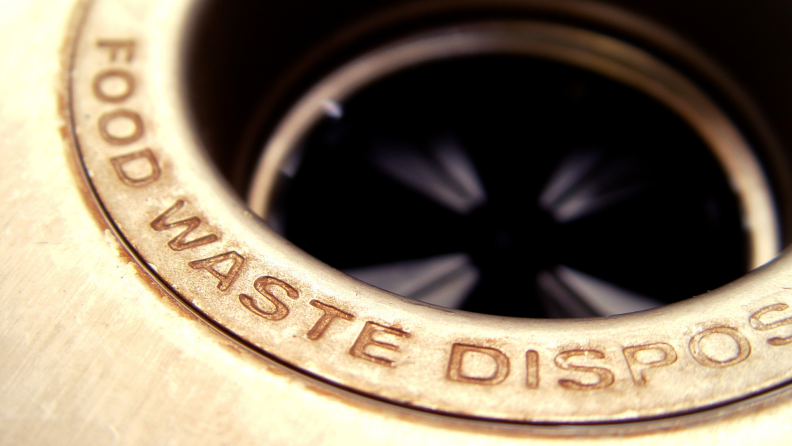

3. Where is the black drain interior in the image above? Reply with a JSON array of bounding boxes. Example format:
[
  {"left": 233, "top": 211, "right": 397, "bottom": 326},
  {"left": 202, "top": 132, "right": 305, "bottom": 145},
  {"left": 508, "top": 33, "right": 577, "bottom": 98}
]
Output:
[{"left": 262, "top": 55, "right": 747, "bottom": 318}]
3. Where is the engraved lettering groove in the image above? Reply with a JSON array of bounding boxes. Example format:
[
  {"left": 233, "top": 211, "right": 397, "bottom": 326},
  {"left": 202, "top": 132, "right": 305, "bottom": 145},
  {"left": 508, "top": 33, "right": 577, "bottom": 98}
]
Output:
[
  {"left": 622, "top": 343, "right": 677, "bottom": 386},
  {"left": 150, "top": 200, "right": 219, "bottom": 251},
  {"left": 97, "top": 39, "right": 136, "bottom": 62},
  {"left": 109, "top": 149, "right": 160, "bottom": 186},
  {"left": 446, "top": 343, "right": 510, "bottom": 385},
  {"left": 525, "top": 350, "right": 540, "bottom": 389},
  {"left": 188, "top": 252, "right": 245, "bottom": 291},
  {"left": 750, "top": 303, "right": 792, "bottom": 346},
  {"left": 689, "top": 326, "right": 751, "bottom": 368},
  {"left": 239, "top": 276, "right": 298, "bottom": 321},
  {"left": 77, "top": 33, "right": 792, "bottom": 419},
  {"left": 307, "top": 300, "right": 355, "bottom": 340},
  {"left": 554, "top": 350, "right": 614, "bottom": 390},
  {"left": 350, "top": 322, "right": 410, "bottom": 367},
  {"left": 99, "top": 109, "right": 143, "bottom": 145},
  {"left": 93, "top": 69, "right": 135, "bottom": 103}
]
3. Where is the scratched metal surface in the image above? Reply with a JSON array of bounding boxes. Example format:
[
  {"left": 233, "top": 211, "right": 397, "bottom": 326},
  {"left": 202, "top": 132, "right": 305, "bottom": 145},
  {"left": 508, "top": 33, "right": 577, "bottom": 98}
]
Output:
[{"left": 2, "top": 0, "right": 792, "bottom": 443}]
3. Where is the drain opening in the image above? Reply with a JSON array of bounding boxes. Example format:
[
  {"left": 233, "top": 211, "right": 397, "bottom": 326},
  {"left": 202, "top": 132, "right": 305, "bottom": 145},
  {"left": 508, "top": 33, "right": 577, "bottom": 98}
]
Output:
[{"left": 247, "top": 24, "right": 779, "bottom": 318}]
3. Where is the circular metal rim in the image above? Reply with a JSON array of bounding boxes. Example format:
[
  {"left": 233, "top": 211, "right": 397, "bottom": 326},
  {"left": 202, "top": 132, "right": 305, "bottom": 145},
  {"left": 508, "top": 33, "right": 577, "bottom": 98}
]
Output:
[
  {"left": 247, "top": 21, "right": 780, "bottom": 271},
  {"left": 65, "top": 0, "right": 792, "bottom": 426}
]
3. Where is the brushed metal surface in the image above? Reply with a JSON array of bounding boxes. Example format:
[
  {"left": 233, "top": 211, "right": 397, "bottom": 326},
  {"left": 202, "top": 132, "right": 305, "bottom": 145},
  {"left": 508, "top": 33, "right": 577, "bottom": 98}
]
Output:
[{"left": 3, "top": 0, "right": 792, "bottom": 443}]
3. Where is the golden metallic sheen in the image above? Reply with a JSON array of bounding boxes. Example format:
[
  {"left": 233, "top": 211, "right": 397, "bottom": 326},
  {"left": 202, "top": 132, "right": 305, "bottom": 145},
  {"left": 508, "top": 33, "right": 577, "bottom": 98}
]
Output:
[{"left": 3, "top": 0, "right": 792, "bottom": 443}]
